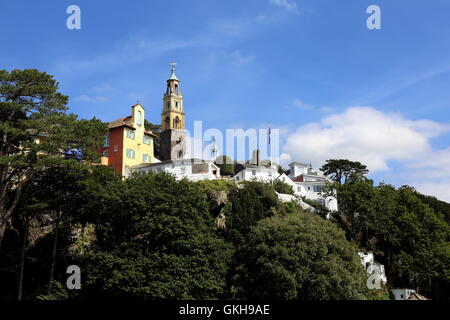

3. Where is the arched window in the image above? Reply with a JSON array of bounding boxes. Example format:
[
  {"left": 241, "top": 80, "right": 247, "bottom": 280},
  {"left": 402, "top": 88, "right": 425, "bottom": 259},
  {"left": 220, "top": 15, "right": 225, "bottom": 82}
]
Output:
[
  {"left": 137, "top": 110, "right": 142, "bottom": 126},
  {"left": 164, "top": 116, "right": 170, "bottom": 129},
  {"left": 174, "top": 116, "right": 180, "bottom": 129}
]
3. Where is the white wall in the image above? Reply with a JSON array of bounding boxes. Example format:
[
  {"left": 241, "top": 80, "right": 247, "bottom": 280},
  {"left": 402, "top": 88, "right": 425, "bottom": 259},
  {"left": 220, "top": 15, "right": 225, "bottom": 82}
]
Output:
[
  {"left": 288, "top": 163, "right": 308, "bottom": 178},
  {"left": 391, "top": 289, "right": 416, "bottom": 300},
  {"left": 134, "top": 161, "right": 220, "bottom": 181},
  {"left": 234, "top": 168, "right": 277, "bottom": 183}
]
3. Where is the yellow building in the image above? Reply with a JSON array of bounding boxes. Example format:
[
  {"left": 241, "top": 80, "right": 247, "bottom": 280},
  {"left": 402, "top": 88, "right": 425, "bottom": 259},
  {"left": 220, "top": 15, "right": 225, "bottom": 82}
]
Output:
[{"left": 100, "top": 103, "right": 157, "bottom": 176}]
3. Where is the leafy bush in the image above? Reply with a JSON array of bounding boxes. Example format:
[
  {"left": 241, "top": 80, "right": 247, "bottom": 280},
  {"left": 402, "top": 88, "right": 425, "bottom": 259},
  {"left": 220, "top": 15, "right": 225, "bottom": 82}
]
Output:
[{"left": 232, "top": 212, "right": 371, "bottom": 300}]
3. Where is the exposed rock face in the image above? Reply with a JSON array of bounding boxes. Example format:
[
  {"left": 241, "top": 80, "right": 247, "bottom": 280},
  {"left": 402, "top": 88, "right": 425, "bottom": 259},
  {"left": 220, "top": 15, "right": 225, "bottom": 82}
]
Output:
[
  {"left": 275, "top": 192, "right": 316, "bottom": 212},
  {"left": 206, "top": 190, "right": 229, "bottom": 216}
]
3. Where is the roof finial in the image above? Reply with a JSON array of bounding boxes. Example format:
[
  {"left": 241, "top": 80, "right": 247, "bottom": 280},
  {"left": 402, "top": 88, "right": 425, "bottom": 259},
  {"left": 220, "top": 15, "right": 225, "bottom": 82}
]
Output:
[{"left": 169, "top": 62, "right": 179, "bottom": 80}]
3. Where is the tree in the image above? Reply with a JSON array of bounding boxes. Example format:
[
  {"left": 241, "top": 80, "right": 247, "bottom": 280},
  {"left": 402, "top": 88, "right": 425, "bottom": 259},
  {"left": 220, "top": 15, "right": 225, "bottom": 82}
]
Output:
[
  {"left": 0, "top": 69, "right": 107, "bottom": 249},
  {"left": 144, "top": 120, "right": 161, "bottom": 159},
  {"left": 273, "top": 179, "right": 294, "bottom": 195},
  {"left": 80, "top": 172, "right": 233, "bottom": 299},
  {"left": 226, "top": 182, "right": 279, "bottom": 246},
  {"left": 325, "top": 175, "right": 450, "bottom": 300},
  {"left": 214, "top": 155, "right": 235, "bottom": 176},
  {"left": 14, "top": 163, "right": 92, "bottom": 296},
  {"left": 320, "top": 159, "right": 369, "bottom": 184},
  {"left": 232, "top": 212, "right": 371, "bottom": 300}
]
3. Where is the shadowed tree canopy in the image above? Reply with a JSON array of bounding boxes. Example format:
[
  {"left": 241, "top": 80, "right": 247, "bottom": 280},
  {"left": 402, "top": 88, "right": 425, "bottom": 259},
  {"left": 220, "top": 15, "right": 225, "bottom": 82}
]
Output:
[
  {"left": 80, "top": 172, "right": 233, "bottom": 299},
  {"left": 144, "top": 120, "right": 160, "bottom": 159},
  {"left": 0, "top": 69, "right": 108, "bottom": 249}
]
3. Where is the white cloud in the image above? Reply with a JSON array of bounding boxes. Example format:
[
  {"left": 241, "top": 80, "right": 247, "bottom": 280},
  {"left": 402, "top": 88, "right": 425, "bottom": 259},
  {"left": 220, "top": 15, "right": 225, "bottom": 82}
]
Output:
[
  {"left": 230, "top": 50, "right": 255, "bottom": 66},
  {"left": 403, "top": 147, "right": 450, "bottom": 201},
  {"left": 282, "top": 106, "right": 450, "bottom": 201},
  {"left": 414, "top": 181, "right": 450, "bottom": 203},
  {"left": 74, "top": 95, "right": 108, "bottom": 103},
  {"left": 269, "top": 0, "right": 299, "bottom": 12},
  {"left": 291, "top": 99, "right": 334, "bottom": 113},
  {"left": 292, "top": 99, "right": 313, "bottom": 110},
  {"left": 283, "top": 107, "right": 443, "bottom": 171}
]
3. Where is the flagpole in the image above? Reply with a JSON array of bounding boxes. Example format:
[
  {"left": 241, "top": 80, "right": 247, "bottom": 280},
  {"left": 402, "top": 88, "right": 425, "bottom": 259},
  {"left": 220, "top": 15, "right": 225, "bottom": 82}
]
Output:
[{"left": 269, "top": 123, "right": 273, "bottom": 186}]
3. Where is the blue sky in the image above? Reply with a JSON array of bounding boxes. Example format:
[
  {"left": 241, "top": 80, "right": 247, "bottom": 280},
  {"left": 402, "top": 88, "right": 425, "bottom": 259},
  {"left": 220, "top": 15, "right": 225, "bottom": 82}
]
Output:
[{"left": 1, "top": 0, "right": 450, "bottom": 201}]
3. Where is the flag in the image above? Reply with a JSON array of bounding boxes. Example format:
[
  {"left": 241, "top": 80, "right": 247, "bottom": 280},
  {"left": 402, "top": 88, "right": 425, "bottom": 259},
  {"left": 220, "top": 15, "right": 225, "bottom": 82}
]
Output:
[{"left": 268, "top": 123, "right": 271, "bottom": 145}]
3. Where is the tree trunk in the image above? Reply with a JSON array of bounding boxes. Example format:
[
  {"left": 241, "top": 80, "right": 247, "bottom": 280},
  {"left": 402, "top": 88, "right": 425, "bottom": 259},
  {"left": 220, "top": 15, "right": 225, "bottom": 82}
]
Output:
[
  {"left": 0, "top": 216, "right": 6, "bottom": 250},
  {"left": 18, "top": 220, "right": 29, "bottom": 300},
  {"left": 48, "top": 217, "right": 59, "bottom": 293}
]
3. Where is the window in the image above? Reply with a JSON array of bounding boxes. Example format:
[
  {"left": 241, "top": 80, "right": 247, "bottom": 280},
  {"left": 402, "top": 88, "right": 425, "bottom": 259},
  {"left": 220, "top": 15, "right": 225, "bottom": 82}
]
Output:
[
  {"left": 137, "top": 110, "right": 142, "bottom": 126},
  {"left": 175, "top": 101, "right": 179, "bottom": 108},
  {"left": 297, "top": 187, "right": 301, "bottom": 192},
  {"left": 252, "top": 170, "right": 256, "bottom": 176},
  {"left": 143, "top": 153, "right": 150, "bottom": 163},
  {"left": 314, "top": 185, "right": 323, "bottom": 193},
  {"left": 114, "top": 145, "right": 119, "bottom": 152},
  {"left": 103, "top": 133, "right": 109, "bottom": 147},
  {"left": 126, "top": 148, "right": 135, "bottom": 159},
  {"left": 126, "top": 128, "right": 135, "bottom": 140},
  {"left": 180, "top": 167, "right": 186, "bottom": 174},
  {"left": 173, "top": 116, "right": 180, "bottom": 129},
  {"left": 102, "top": 149, "right": 109, "bottom": 157},
  {"left": 143, "top": 134, "right": 152, "bottom": 145}
]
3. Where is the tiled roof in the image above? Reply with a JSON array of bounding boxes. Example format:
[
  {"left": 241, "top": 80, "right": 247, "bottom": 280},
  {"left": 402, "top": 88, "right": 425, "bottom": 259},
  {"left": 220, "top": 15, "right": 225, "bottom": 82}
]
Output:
[
  {"left": 108, "top": 116, "right": 157, "bottom": 137},
  {"left": 292, "top": 175, "right": 304, "bottom": 182},
  {"left": 108, "top": 116, "right": 133, "bottom": 129}
]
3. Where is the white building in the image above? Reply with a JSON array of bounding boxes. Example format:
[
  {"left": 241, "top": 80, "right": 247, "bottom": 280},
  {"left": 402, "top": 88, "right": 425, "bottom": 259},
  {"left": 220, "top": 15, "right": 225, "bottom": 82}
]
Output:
[
  {"left": 233, "top": 164, "right": 278, "bottom": 183},
  {"left": 358, "top": 251, "right": 387, "bottom": 289},
  {"left": 390, "top": 289, "right": 417, "bottom": 300},
  {"left": 131, "top": 158, "right": 221, "bottom": 181},
  {"left": 287, "top": 162, "right": 338, "bottom": 211},
  {"left": 358, "top": 252, "right": 375, "bottom": 269},
  {"left": 232, "top": 154, "right": 338, "bottom": 212}
]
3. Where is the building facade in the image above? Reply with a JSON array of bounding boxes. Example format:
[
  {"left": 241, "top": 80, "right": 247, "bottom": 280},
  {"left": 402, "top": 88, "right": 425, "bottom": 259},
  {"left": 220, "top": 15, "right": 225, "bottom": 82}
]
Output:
[
  {"left": 288, "top": 162, "right": 338, "bottom": 211},
  {"left": 99, "top": 103, "right": 157, "bottom": 176},
  {"left": 132, "top": 158, "right": 221, "bottom": 181},
  {"left": 160, "top": 63, "right": 187, "bottom": 161}
]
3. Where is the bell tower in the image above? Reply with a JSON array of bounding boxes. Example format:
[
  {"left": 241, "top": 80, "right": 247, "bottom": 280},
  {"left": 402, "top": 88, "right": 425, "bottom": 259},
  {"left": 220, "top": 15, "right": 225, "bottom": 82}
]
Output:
[{"left": 160, "top": 63, "right": 187, "bottom": 161}]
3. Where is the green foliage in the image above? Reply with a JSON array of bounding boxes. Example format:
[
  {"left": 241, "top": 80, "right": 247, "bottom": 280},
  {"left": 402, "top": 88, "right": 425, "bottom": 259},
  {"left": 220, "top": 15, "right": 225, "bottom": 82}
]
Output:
[
  {"left": 301, "top": 196, "right": 330, "bottom": 220},
  {"left": 320, "top": 159, "right": 369, "bottom": 184},
  {"left": 273, "top": 179, "right": 294, "bottom": 195},
  {"left": 232, "top": 212, "right": 371, "bottom": 300},
  {"left": 414, "top": 191, "right": 450, "bottom": 224},
  {"left": 80, "top": 172, "right": 233, "bottom": 299},
  {"left": 36, "top": 281, "right": 70, "bottom": 300},
  {"left": 225, "top": 181, "right": 279, "bottom": 245},
  {"left": 214, "top": 155, "right": 235, "bottom": 176},
  {"left": 0, "top": 69, "right": 107, "bottom": 248},
  {"left": 196, "top": 179, "right": 237, "bottom": 193},
  {"left": 328, "top": 173, "right": 450, "bottom": 300},
  {"left": 144, "top": 120, "right": 160, "bottom": 159}
]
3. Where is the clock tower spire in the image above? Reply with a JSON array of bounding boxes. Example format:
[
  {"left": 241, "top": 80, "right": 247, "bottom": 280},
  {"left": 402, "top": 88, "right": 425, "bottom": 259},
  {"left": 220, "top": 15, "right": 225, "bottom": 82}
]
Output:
[{"left": 160, "top": 63, "right": 187, "bottom": 161}]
